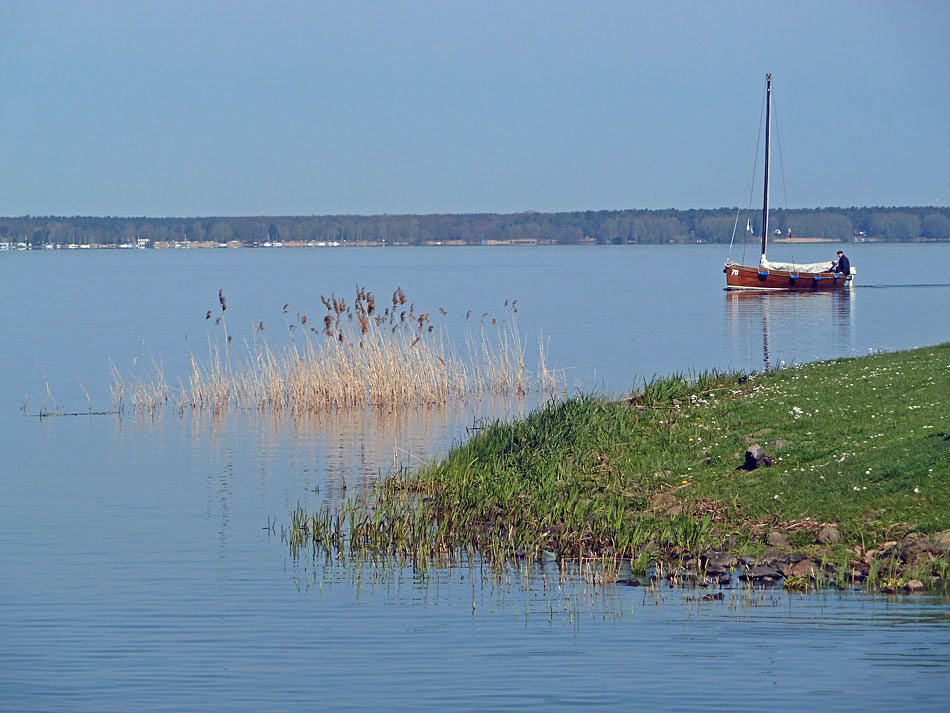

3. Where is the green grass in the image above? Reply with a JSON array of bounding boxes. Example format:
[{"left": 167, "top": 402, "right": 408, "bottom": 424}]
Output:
[{"left": 292, "top": 343, "right": 950, "bottom": 591}]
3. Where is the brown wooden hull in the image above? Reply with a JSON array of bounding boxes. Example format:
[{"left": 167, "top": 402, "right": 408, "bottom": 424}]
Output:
[{"left": 724, "top": 262, "right": 852, "bottom": 290}]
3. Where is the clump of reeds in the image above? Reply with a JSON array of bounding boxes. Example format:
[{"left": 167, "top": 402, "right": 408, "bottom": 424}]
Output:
[{"left": 111, "top": 286, "right": 563, "bottom": 415}]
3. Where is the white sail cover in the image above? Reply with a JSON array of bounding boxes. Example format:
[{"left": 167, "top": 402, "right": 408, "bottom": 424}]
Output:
[{"left": 759, "top": 256, "right": 835, "bottom": 273}]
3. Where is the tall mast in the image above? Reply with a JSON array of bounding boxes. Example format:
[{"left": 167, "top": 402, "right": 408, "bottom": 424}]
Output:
[{"left": 761, "top": 73, "right": 771, "bottom": 258}]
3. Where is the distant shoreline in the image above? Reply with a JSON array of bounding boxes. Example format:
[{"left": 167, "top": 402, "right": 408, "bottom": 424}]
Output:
[
  {"left": 2, "top": 237, "right": 949, "bottom": 251},
  {"left": 2, "top": 207, "right": 948, "bottom": 249}
]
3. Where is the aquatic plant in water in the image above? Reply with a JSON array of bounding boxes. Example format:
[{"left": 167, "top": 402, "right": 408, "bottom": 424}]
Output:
[{"left": 111, "top": 286, "right": 564, "bottom": 415}]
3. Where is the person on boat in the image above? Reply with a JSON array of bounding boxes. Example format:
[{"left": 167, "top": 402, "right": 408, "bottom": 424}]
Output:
[{"left": 834, "top": 250, "right": 851, "bottom": 276}]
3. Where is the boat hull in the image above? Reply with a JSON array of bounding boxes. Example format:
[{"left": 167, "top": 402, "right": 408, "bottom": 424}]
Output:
[{"left": 724, "top": 262, "right": 853, "bottom": 290}]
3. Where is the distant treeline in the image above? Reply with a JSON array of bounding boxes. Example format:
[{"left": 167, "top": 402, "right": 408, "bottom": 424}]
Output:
[{"left": 2, "top": 206, "right": 949, "bottom": 246}]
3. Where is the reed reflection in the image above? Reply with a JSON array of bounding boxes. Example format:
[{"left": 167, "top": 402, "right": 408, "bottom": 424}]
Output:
[
  {"left": 726, "top": 289, "right": 855, "bottom": 372},
  {"left": 114, "top": 396, "right": 528, "bottom": 546}
]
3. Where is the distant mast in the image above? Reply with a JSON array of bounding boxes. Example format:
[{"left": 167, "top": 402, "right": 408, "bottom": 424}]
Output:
[{"left": 761, "top": 73, "right": 772, "bottom": 258}]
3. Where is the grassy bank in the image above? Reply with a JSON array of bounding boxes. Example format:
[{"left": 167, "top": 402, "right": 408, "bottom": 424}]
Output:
[{"left": 290, "top": 343, "right": 950, "bottom": 592}]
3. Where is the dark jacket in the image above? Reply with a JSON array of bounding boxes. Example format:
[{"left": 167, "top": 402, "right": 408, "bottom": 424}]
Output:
[{"left": 836, "top": 254, "right": 850, "bottom": 276}]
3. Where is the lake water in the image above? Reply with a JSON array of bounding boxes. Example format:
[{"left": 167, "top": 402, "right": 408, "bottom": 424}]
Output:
[{"left": 2, "top": 244, "right": 949, "bottom": 711}]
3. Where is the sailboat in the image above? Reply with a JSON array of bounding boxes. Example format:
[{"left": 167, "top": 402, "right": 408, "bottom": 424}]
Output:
[{"left": 724, "top": 74, "right": 855, "bottom": 290}]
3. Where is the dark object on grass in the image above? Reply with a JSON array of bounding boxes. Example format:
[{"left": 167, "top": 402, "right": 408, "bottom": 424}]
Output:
[{"left": 741, "top": 444, "right": 772, "bottom": 470}]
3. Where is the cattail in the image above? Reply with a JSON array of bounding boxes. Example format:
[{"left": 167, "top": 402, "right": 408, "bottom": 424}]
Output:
[
  {"left": 466, "top": 310, "right": 471, "bottom": 319},
  {"left": 321, "top": 295, "right": 331, "bottom": 310},
  {"left": 400, "top": 311, "right": 406, "bottom": 322},
  {"left": 301, "top": 315, "right": 307, "bottom": 325},
  {"left": 205, "top": 310, "right": 212, "bottom": 320},
  {"left": 411, "top": 336, "right": 419, "bottom": 347},
  {"left": 427, "top": 325, "right": 433, "bottom": 332},
  {"left": 215, "top": 317, "right": 222, "bottom": 325},
  {"left": 283, "top": 303, "right": 289, "bottom": 314},
  {"left": 438, "top": 307, "right": 446, "bottom": 316},
  {"left": 218, "top": 290, "right": 227, "bottom": 311}
]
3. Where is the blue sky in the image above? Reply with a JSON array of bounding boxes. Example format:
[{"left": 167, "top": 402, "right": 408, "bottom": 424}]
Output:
[{"left": 1, "top": 0, "right": 947, "bottom": 216}]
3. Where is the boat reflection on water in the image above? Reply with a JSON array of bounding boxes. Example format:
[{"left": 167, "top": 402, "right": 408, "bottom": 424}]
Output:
[{"left": 726, "top": 288, "right": 855, "bottom": 372}]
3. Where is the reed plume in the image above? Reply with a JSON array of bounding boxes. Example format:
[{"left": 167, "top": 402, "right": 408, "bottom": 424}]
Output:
[{"left": 113, "top": 286, "right": 563, "bottom": 416}]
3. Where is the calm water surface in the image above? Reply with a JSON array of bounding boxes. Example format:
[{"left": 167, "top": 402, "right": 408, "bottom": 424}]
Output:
[{"left": 2, "top": 244, "right": 949, "bottom": 711}]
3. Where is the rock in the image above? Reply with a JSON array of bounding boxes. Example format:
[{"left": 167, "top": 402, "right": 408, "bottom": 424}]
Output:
[
  {"left": 743, "top": 445, "right": 772, "bottom": 470},
  {"left": 759, "top": 549, "right": 790, "bottom": 567},
  {"left": 739, "top": 564, "right": 783, "bottom": 582},
  {"left": 787, "top": 559, "right": 817, "bottom": 577},
  {"left": 817, "top": 525, "right": 842, "bottom": 545},
  {"left": 648, "top": 491, "right": 678, "bottom": 511},
  {"left": 702, "top": 592, "right": 724, "bottom": 601},
  {"left": 767, "top": 530, "right": 791, "bottom": 549},
  {"left": 931, "top": 530, "right": 950, "bottom": 555},
  {"left": 898, "top": 533, "right": 933, "bottom": 564},
  {"left": 703, "top": 551, "right": 738, "bottom": 571},
  {"left": 845, "top": 561, "right": 870, "bottom": 584},
  {"left": 617, "top": 578, "right": 642, "bottom": 587},
  {"left": 788, "top": 551, "right": 808, "bottom": 564},
  {"left": 905, "top": 579, "right": 925, "bottom": 593},
  {"left": 770, "top": 439, "right": 792, "bottom": 449}
]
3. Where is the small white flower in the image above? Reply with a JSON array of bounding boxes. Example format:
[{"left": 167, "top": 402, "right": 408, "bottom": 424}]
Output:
[{"left": 914, "top": 487, "right": 920, "bottom": 494}]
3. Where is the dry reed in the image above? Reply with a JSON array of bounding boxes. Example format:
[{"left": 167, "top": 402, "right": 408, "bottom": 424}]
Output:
[{"left": 112, "top": 286, "right": 563, "bottom": 415}]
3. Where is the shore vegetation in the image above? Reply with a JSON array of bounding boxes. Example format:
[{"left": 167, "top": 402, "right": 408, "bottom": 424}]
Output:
[
  {"left": 289, "top": 343, "right": 950, "bottom": 593},
  {"left": 111, "top": 287, "right": 562, "bottom": 415}
]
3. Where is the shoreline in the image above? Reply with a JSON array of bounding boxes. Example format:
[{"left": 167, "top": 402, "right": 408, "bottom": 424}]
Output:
[{"left": 291, "top": 344, "right": 950, "bottom": 594}]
